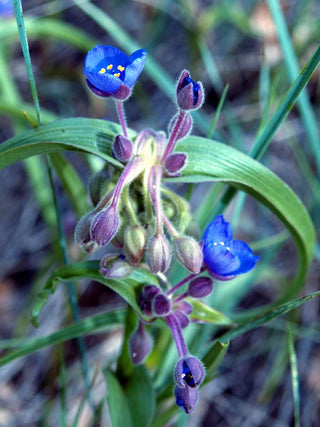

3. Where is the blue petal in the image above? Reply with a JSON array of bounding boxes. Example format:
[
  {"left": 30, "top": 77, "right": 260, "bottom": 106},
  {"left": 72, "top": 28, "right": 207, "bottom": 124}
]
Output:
[
  {"left": 84, "top": 69, "right": 122, "bottom": 93},
  {"left": 84, "top": 45, "right": 129, "bottom": 69},
  {"left": 202, "top": 215, "right": 233, "bottom": 245},
  {"left": 203, "top": 242, "right": 241, "bottom": 276},
  {"left": 228, "top": 240, "right": 259, "bottom": 275},
  {"left": 124, "top": 49, "right": 147, "bottom": 88}
]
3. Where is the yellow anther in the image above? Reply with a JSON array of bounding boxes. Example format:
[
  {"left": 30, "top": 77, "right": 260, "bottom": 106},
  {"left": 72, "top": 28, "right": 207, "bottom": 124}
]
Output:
[
  {"left": 107, "top": 64, "right": 113, "bottom": 70},
  {"left": 98, "top": 68, "right": 106, "bottom": 74},
  {"left": 117, "top": 65, "right": 125, "bottom": 72},
  {"left": 114, "top": 72, "right": 120, "bottom": 78},
  {"left": 182, "top": 374, "right": 186, "bottom": 378}
]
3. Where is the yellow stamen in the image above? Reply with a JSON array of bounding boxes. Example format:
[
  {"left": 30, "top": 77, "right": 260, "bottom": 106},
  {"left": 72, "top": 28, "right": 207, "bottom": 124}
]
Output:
[
  {"left": 98, "top": 68, "right": 106, "bottom": 74},
  {"left": 117, "top": 65, "right": 125, "bottom": 72},
  {"left": 107, "top": 64, "right": 113, "bottom": 70},
  {"left": 114, "top": 72, "right": 120, "bottom": 78},
  {"left": 182, "top": 374, "right": 185, "bottom": 378}
]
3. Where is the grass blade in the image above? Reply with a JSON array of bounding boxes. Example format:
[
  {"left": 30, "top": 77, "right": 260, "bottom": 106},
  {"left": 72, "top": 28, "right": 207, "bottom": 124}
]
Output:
[{"left": 287, "top": 322, "right": 301, "bottom": 427}]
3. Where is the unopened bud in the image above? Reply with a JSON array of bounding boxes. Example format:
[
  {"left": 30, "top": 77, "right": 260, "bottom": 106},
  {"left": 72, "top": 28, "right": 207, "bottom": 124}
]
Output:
[
  {"left": 174, "top": 310, "right": 190, "bottom": 328},
  {"left": 112, "top": 135, "right": 133, "bottom": 163},
  {"left": 168, "top": 112, "right": 193, "bottom": 140},
  {"left": 174, "top": 236, "right": 203, "bottom": 274},
  {"left": 152, "top": 293, "right": 171, "bottom": 316},
  {"left": 100, "top": 254, "right": 133, "bottom": 279},
  {"left": 138, "top": 285, "right": 161, "bottom": 316},
  {"left": 175, "top": 356, "right": 205, "bottom": 388},
  {"left": 88, "top": 171, "right": 110, "bottom": 206},
  {"left": 175, "top": 301, "right": 193, "bottom": 315},
  {"left": 74, "top": 211, "right": 98, "bottom": 253},
  {"left": 129, "top": 322, "right": 153, "bottom": 365},
  {"left": 174, "top": 386, "right": 199, "bottom": 414},
  {"left": 146, "top": 234, "right": 171, "bottom": 274},
  {"left": 164, "top": 153, "right": 187, "bottom": 176},
  {"left": 90, "top": 205, "right": 119, "bottom": 246},
  {"left": 188, "top": 277, "right": 213, "bottom": 298},
  {"left": 176, "top": 70, "right": 204, "bottom": 111},
  {"left": 124, "top": 224, "right": 146, "bottom": 265}
]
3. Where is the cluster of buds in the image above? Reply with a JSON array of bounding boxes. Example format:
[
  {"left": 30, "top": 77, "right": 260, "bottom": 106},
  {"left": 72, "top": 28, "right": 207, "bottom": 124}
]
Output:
[{"left": 77, "top": 45, "right": 259, "bottom": 415}]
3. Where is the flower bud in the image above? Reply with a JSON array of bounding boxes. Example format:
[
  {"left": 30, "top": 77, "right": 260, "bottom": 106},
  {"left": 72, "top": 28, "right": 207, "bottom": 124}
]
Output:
[
  {"left": 174, "top": 310, "right": 190, "bottom": 328},
  {"left": 168, "top": 112, "right": 193, "bottom": 140},
  {"left": 164, "top": 153, "right": 187, "bottom": 176},
  {"left": 176, "top": 70, "right": 204, "bottom": 111},
  {"left": 188, "top": 277, "right": 213, "bottom": 298},
  {"left": 129, "top": 322, "right": 153, "bottom": 365},
  {"left": 100, "top": 254, "right": 133, "bottom": 279},
  {"left": 124, "top": 224, "right": 146, "bottom": 265},
  {"left": 174, "top": 236, "right": 203, "bottom": 274},
  {"left": 90, "top": 205, "right": 119, "bottom": 246},
  {"left": 174, "top": 356, "right": 205, "bottom": 388},
  {"left": 152, "top": 293, "right": 171, "bottom": 316},
  {"left": 88, "top": 171, "right": 110, "bottom": 206},
  {"left": 175, "top": 301, "right": 193, "bottom": 315},
  {"left": 146, "top": 234, "right": 171, "bottom": 274},
  {"left": 112, "top": 135, "right": 133, "bottom": 163},
  {"left": 74, "top": 211, "right": 98, "bottom": 253},
  {"left": 174, "top": 386, "right": 199, "bottom": 414},
  {"left": 138, "top": 285, "right": 161, "bottom": 316}
]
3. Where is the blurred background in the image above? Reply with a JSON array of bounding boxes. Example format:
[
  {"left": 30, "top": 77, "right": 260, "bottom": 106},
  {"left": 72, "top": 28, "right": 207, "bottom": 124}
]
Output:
[{"left": 0, "top": 0, "right": 320, "bottom": 425}]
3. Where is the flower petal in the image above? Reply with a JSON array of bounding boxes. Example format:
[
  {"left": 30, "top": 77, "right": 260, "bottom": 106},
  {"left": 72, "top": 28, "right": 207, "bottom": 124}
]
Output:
[
  {"left": 84, "top": 45, "right": 129, "bottom": 69},
  {"left": 203, "top": 214, "right": 233, "bottom": 244},
  {"left": 124, "top": 49, "right": 147, "bottom": 88},
  {"left": 84, "top": 69, "right": 122, "bottom": 94},
  {"left": 203, "top": 242, "right": 241, "bottom": 276},
  {"left": 228, "top": 240, "right": 260, "bottom": 275}
]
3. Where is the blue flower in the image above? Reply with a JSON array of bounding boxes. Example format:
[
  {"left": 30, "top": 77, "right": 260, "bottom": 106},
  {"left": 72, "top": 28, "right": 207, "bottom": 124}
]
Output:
[
  {"left": 83, "top": 45, "right": 147, "bottom": 100},
  {"left": 176, "top": 70, "right": 204, "bottom": 111},
  {"left": 202, "top": 215, "right": 259, "bottom": 280},
  {"left": 0, "top": 0, "right": 14, "bottom": 18}
]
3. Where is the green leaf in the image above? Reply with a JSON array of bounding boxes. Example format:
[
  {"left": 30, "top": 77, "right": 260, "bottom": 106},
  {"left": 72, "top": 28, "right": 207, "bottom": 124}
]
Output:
[
  {"left": 124, "top": 366, "right": 155, "bottom": 427},
  {"left": 31, "top": 261, "right": 158, "bottom": 326},
  {"left": 175, "top": 135, "right": 315, "bottom": 302},
  {"left": 287, "top": 323, "right": 301, "bottom": 427},
  {"left": 202, "top": 340, "right": 229, "bottom": 381},
  {"left": 104, "top": 370, "right": 133, "bottom": 427},
  {"left": 189, "top": 300, "right": 232, "bottom": 325}
]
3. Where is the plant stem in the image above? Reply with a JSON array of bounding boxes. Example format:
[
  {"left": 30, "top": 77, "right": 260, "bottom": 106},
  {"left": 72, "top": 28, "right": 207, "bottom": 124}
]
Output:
[
  {"left": 162, "top": 110, "right": 186, "bottom": 161},
  {"left": 167, "top": 273, "right": 196, "bottom": 296},
  {"left": 115, "top": 100, "right": 128, "bottom": 137}
]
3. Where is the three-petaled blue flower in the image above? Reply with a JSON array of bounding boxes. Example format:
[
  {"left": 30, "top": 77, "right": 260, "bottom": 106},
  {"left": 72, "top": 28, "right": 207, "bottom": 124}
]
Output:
[
  {"left": 84, "top": 45, "right": 147, "bottom": 100},
  {"left": 202, "top": 215, "right": 259, "bottom": 280}
]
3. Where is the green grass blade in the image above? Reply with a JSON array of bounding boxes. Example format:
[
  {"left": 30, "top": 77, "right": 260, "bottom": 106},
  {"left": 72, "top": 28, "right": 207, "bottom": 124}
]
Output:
[
  {"left": 13, "top": 0, "right": 42, "bottom": 124},
  {"left": 287, "top": 322, "right": 301, "bottom": 427},
  {"left": 59, "top": 347, "right": 67, "bottom": 427}
]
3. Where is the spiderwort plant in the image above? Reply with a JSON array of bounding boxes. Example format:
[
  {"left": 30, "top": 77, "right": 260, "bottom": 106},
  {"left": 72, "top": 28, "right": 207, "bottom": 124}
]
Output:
[{"left": 76, "top": 44, "right": 259, "bottom": 415}]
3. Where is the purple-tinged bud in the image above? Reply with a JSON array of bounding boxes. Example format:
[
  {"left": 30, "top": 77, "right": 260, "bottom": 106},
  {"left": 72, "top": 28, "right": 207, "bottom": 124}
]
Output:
[
  {"left": 138, "top": 285, "right": 161, "bottom": 317},
  {"left": 146, "top": 234, "right": 171, "bottom": 274},
  {"left": 152, "top": 293, "right": 171, "bottom": 316},
  {"left": 174, "top": 386, "right": 199, "bottom": 414},
  {"left": 174, "top": 310, "right": 190, "bottom": 329},
  {"left": 124, "top": 224, "right": 146, "bottom": 265},
  {"left": 174, "top": 236, "right": 203, "bottom": 274},
  {"left": 74, "top": 211, "right": 98, "bottom": 254},
  {"left": 164, "top": 153, "right": 187, "bottom": 176},
  {"left": 188, "top": 277, "right": 213, "bottom": 298},
  {"left": 168, "top": 112, "right": 193, "bottom": 140},
  {"left": 175, "top": 356, "right": 205, "bottom": 388},
  {"left": 143, "top": 285, "right": 161, "bottom": 299},
  {"left": 100, "top": 254, "right": 133, "bottom": 279},
  {"left": 176, "top": 70, "right": 204, "bottom": 111},
  {"left": 175, "top": 301, "right": 193, "bottom": 315},
  {"left": 90, "top": 205, "right": 119, "bottom": 246},
  {"left": 88, "top": 171, "right": 110, "bottom": 206},
  {"left": 129, "top": 322, "right": 153, "bottom": 365},
  {"left": 112, "top": 135, "right": 133, "bottom": 163}
]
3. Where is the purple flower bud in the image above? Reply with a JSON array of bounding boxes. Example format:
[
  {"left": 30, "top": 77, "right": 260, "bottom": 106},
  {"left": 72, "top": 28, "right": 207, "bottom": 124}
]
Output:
[
  {"left": 164, "top": 153, "right": 187, "bottom": 176},
  {"left": 168, "top": 112, "right": 193, "bottom": 140},
  {"left": 188, "top": 277, "right": 213, "bottom": 298},
  {"left": 174, "top": 310, "right": 190, "bottom": 328},
  {"left": 175, "top": 356, "right": 205, "bottom": 388},
  {"left": 152, "top": 293, "right": 171, "bottom": 316},
  {"left": 100, "top": 254, "right": 133, "bottom": 279},
  {"left": 175, "top": 301, "right": 193, "bottom": 315},
  {"left": 146, "top": 234, "right": 171, "bottom": 274},
  {"left": 174, "top": 386, "right": 199, "bottom": 414},
  {"left": 90, "top": 205, "right": 119, "bottom": 246},
  {"left": 138, "top": 285, "right": 161, "bottom": 316},
  {"left": 112, "top": 135, "right": 133, "bottom": 163},
  {"left": 176, "top": 70, "right": 204, "bottom": 111},
  {"left": 74, "top": 211, "right": 98, "bottom": 254},
  {"left": 129, "top": 322, "right": 153, "bottom": 365},
  {"left": 124, "top": 224, "right": 146, "bottom": 265},
  {"left": 174, "top": 236, "right": 203, "bottom": 274}
]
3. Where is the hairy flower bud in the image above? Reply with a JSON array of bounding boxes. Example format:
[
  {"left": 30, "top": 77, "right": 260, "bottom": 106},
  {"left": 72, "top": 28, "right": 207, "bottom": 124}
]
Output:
[
  {"left": 74, "top": 211, "right": 98, "bottom": 253},
  {"left": 176, "top": 70, "right": 204, "bottom": 111},
  {"left": 175, "top": 301, "right": 193, "bottom": 315},
  {"left": 138, "top": 285, "right": 161, "bottom": 316},
  {"left": 152, "top": 293, "right": 171, "bottom": 316},
  {"left": 146, "top": 234, "right": 171, "bottom": 274},
  {"left": 174, "top": 386, "right": 199, "bottom": 414},
  {"left": 90, "top": 205, "right": 119, "bottom": 246},
  {"left": 164, "top": 153, "right": 187, "bottom": 176},
  {"left": 174, "top": 236, "right": 203, "bottom": 274},
  {"left": 124, "top": 224, "right": 146, "bottom": 265},
  {"left": 129, "top": 321, "right": 153, "bottom": 365},
  {"left": 168, "top": 112, "right": 193, "bottom": 140},
  {"left": 112, "top": 135, "right": 133, "bottom": 163},
  {"left": 188, "top": 277, "right": 213, "bottom": 298},
  {"left": 174, "top": 310, "right": 190, "bottom": 328},
  {"left": 175, "top": 356, "right": 205, "bottom": 388},
  {"left": 100, "top": 254, "right": 133, "bottom": 279},
  {"left": 88, "top": 171, "right": 110, "bottom": 206}
]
